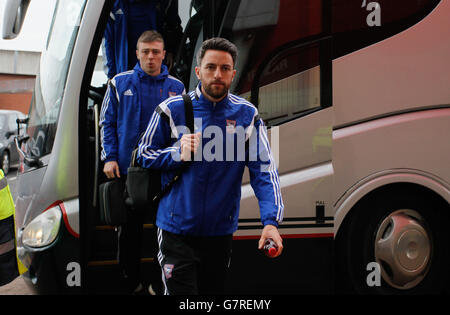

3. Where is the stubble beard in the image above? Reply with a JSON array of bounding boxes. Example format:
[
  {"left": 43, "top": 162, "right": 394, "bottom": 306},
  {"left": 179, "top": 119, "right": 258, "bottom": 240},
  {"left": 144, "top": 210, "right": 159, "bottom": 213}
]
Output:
[{"left": 203, "top": 79, "right": 231, "bottom": 101}]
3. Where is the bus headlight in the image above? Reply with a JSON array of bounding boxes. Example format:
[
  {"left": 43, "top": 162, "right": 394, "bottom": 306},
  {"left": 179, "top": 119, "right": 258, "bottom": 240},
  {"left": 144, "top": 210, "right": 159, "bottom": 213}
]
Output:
[{"left": 22, "top": 206, "right": 62, "bottom": 248}]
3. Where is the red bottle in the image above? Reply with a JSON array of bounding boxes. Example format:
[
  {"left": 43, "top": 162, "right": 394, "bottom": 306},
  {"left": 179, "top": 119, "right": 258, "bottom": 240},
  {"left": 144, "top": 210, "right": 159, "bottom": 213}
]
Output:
[{"left": 263, "top": 238, "right": 278, "bottom": 257}]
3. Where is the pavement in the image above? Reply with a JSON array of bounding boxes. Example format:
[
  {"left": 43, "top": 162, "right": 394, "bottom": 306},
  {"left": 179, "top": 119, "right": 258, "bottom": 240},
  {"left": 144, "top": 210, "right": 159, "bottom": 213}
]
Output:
[
  {"left": 0, "top": 277, "right": 33, "bottom": 295},
  {"left": 0, "top": 168, "right": 34, "bottom": 295}
]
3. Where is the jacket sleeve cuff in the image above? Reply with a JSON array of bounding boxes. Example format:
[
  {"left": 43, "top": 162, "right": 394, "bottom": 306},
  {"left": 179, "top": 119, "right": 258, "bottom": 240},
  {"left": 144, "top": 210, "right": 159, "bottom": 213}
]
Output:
[
  {"left": 103, "top": 157, "right": 117, "bottom": 163},
  {"left": 262, "top": 220, "right": 279, "bottom": 228}
]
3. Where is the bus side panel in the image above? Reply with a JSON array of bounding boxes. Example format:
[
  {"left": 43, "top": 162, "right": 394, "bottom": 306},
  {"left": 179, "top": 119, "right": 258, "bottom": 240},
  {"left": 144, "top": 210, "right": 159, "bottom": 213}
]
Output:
[
  {"left": 333, "top": 107, "right": 450, "bottom": 232},
  {"left": 333, "top": 0, "right": 450, "bottom": 128},
  {"left": 240, "top": 108, "right": 334, "bottom": 225}
]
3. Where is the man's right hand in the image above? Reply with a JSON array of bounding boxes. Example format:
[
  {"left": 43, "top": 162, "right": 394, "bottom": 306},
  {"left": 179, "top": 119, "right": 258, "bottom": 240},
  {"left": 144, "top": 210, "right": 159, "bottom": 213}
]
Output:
[
  {"left": 180, "top": 132, "right": 201, "bottom": 161},
  {"left": 103, "top": 161, "right": 121, "bottom": 179}
]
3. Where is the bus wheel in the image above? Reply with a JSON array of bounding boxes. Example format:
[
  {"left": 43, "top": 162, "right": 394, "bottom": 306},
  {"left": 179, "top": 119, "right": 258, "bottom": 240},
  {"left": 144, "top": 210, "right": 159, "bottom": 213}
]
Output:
[
  {"left": 342, "top": 184, "right": 449, "bottom": 294},
  {"left": 373, "top": 209, "right": 431, "bottom": 290}
]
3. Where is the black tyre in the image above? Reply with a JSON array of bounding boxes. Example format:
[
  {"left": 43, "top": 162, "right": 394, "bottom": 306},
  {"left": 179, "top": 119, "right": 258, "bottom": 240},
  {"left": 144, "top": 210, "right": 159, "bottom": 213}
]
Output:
[
  {"left": 336, "top": 184, "right": 449, "bottom": 294},
  {"left": 1, "top": 151, "right": 10, "bottom": 176}
]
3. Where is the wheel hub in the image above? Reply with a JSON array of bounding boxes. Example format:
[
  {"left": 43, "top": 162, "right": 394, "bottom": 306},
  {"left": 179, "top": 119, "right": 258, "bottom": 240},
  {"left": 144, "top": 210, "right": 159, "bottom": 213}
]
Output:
[{"left": 374, "top": 210, "right": 431, "bottom": 290}]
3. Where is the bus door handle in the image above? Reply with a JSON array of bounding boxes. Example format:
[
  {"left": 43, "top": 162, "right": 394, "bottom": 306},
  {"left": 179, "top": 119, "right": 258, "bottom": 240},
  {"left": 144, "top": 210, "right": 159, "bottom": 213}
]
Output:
[{"left": 93, "top": 103, "right": 99, "bottom": 208}]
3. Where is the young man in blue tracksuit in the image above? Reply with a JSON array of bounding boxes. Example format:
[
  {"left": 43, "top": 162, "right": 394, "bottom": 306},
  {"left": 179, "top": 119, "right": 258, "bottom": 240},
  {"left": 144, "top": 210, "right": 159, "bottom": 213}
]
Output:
[
  {"left": 104, "top": 0, "right": 182, "bottom": 79},
  {"left": 100, "top": 30, "right": 184, "bottom": 294},
  {"left": 137, "top": 37, "right": 284, "bottom": 295}
]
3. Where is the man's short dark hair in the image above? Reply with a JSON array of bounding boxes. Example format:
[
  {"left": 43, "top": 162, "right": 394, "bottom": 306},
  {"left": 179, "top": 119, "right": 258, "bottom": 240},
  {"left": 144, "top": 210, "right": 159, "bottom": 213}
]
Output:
[
  {"left": 196, "top": 37, "right": 238, "bottom": 67},
  {"left": 137, "top": 30, "right": 165, "bottom": 49}
]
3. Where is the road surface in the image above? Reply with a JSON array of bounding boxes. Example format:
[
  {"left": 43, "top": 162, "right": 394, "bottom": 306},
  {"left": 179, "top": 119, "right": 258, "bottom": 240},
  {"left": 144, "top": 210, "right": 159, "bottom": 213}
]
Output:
[{"left": 0, "top": 277, "right": 32, "bottom": 295}]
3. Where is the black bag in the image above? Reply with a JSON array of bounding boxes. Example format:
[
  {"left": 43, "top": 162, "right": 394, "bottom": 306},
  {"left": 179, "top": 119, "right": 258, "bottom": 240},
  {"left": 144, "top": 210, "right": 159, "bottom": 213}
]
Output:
[
  {"left": 125, "top": 150, "right": 161, "bottom": 210},
  {"left": 125, "top": 94, "right": 194, "bottom": 210},
  {"left": 98, "top": 179, "right": 127, "bottom": 225}
]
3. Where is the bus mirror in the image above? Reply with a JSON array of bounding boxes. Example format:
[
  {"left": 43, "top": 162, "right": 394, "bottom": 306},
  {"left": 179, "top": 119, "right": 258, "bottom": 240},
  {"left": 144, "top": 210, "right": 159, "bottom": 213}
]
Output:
[{"left": 2, "top": 0, "right": 30, "bottom": 40}]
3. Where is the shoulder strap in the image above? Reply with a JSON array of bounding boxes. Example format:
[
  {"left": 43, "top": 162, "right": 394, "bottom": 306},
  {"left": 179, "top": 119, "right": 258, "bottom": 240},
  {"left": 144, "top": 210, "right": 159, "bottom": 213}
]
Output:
[
  {"left": 182, "top": 94, "right": 194, "bottom": 132},
  {"left": 130, "top": 94, "right": 194, "bottom": 168},
  {"left": 182, "top": 93, "right": 194, "bottom": 161},
  {"left": 154, "top": 93, "right": 195, "bottom": 202}
]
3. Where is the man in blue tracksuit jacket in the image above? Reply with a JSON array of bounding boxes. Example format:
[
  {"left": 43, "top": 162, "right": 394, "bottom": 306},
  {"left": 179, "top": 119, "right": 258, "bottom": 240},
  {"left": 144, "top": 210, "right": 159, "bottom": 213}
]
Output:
[
  {"left": 101, "top": 31, "right": 185, "bottom": 176},
  {"left": 137, "top": 37, "right": 284, "bottom": 295},
  {"left": 100, "top": 30, "right": 184, "bottom": 294},
  {"left": 104, "top": 0, "right": 183, "bottom": 79}
]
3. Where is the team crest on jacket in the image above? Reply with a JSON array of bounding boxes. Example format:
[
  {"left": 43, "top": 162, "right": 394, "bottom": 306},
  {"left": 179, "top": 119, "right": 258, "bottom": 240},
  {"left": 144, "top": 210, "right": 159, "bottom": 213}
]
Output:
[
  {"left": 226, "top": 119, "right": 236, "bottom": 134},
  {"left": 163, "top": 264, "right": 174, "bottom": 279}
]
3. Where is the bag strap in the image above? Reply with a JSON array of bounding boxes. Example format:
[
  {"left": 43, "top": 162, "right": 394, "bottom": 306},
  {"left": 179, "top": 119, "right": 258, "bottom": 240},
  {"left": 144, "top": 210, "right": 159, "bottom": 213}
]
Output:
[
  {"left": 153, "top": 93, "right": 194, "bottom": 203},
  {"left": 182, "top": 93, "right": 195, "bottom": 161},
  {"left": 130, "top": 94, "right": 194, "bottom": 168},
  {"left": 183, "top": 94, "right": 194, "bottom": 131}
]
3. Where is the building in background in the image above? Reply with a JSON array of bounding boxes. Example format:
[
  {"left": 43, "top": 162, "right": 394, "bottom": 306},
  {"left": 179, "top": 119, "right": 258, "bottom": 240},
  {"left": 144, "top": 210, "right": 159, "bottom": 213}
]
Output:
[
  {"left": 0, "top": 50, "right": 40, "bottom": 115},
  {"left": 0, "top": 0, "right": 55, "bottom": 116}
]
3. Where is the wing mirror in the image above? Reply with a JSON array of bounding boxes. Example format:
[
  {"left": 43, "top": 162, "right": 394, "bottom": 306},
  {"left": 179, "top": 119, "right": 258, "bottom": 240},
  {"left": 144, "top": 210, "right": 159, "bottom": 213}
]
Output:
[{"left": 2, "top": 0, "right": 31, "bottom": 40}]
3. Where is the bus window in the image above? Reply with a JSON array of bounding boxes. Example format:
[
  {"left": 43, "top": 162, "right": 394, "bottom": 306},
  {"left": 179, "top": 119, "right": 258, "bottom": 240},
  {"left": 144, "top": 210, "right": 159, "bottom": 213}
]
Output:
[
  {"left": 24, "top": 0, "right": 86, "bottom": 163},
  {"left": 216, "top": 0, "right": 330, "bottom": 126},
  {"left": 222, "top": 0, "right": 324, "bottom": 95},
  {"left": 247, "top": 44, "right": 322, "bottom": 126}
]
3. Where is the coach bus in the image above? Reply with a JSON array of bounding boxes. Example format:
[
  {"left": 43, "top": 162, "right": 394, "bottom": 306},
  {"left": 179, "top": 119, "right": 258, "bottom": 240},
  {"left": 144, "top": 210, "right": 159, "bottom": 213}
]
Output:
[{"left": 2, "top": 0, "right": 449, "bottom": 294}]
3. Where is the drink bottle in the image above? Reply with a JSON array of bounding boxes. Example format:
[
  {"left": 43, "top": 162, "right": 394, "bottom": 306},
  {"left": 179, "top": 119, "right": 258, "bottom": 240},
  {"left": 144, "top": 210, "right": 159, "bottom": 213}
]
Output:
[{"left": 263, "top": 238, "right": 278, "bottom": 257}]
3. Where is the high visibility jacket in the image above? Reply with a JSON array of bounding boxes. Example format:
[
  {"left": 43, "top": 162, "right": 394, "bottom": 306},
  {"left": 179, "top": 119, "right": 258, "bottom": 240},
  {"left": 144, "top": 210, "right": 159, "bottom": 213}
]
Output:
[
  {"left": 0, "top": 170, "right": 14, "bottom": 220},
  {"left": 0, "top": 170, "right": 27, "bottom": 286}
]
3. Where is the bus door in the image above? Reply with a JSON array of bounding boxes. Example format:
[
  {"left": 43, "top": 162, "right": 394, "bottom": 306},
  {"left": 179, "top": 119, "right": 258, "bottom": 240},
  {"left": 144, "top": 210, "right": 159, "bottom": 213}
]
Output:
[{"left": 80, "top": 0, "right": 218, "bottom": 294}]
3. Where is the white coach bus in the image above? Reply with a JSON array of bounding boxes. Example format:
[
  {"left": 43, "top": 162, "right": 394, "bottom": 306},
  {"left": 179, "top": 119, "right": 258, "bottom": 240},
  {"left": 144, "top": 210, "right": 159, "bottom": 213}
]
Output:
[{"left": 2, "top": 0, "right": 448, "bottom": 294}]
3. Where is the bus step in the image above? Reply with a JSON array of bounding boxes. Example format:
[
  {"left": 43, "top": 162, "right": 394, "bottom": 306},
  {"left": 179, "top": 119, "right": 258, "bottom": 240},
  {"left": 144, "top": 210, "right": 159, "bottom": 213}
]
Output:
[
  {"left": 88, "top": 223, "right": 159, "bottom": 262},
  {"left": 94, "top": 224, "right": 155, "bottom": 230},
  {"left": 87, "top": 257, "right": 154, "bottom": 266},
  {"left": 85, "top": 259, "right": 160, "bottom": 294}
]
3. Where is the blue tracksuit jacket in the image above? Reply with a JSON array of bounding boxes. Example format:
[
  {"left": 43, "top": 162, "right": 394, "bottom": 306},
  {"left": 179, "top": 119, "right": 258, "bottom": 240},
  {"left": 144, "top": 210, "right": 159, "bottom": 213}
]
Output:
[
  {"left": 137, "top": 84, "right": 284, "bottom": 236},
  {"left": 100, "top": 63, "right": 185, "bottom": 174}
]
